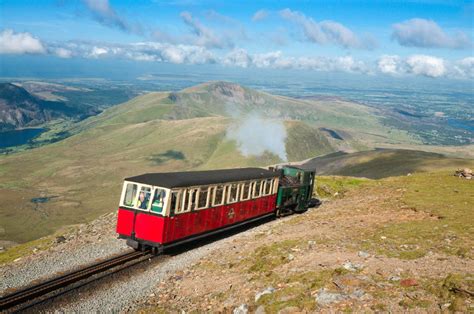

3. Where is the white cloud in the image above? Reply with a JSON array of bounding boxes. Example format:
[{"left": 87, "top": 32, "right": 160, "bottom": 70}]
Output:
[
  {"left": 252, "top": 9, "right": 269, "bottom": 22},
  {"left": 0, "top": 29, "right": 46, "bottom": 54},
  {"left": 223, "top": 49, "right": 370, "bottom": 74},
  {"left": 127, "top": 42, "right": 216, "bottom": 64},
  {"left": 2, "top": 27, "right": 470, "bottom": 80},
  {"left": 222, "top": 48, "right": 252, "bottom": 68},
  {"left": 279, "top": 8, "right": 373, "bottom": 49},
  {"left": 406, "top": 55, "right": 446, "bottom": 78},
  {"left": 452, "top": 57, "right": 474, "bottom": 78},
  {"left": 377, "top": 54, "right": 474, "bottom": 79},
  {"left": 180, "top": 11, "right": 232, "bottom": 49},
  {"left": 82, "top": 0, "right": 141, "bottom": 34},
  {"left": 53, "top": 41, "right": 470, "bottom": 79},
  {"left": 377, "top": 55, "right": 403, "bottom": 75},
  {"left": 252, "top": 51, "right": 284, "bottom": 68},
  {"left": 392, "top": 18, "right": 471, "bottom": 49},
  {"left": 53, "top": 47, "right": 73, "bottom": 58},
  {"left": 319, "top": 20, "right": 360, "bottom": 48},
  {"left": 88, "top": 46, "right": 109, "bottom": 58}
]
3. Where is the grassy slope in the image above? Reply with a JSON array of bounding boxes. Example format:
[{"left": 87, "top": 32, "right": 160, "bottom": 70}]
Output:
[
  {"left": 305, "top": 149, "right": 474, "bottom": 179},
  {"left": 314, "top": 168, "right": 474, "bottom": 260},
  {"left": 361, "top": 170, "right": 474, "bottom": 260}
]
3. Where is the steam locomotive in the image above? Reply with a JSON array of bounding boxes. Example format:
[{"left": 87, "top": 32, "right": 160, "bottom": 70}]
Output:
[{"left": 116, "top": 165, "right": 318, "bottom": 253}]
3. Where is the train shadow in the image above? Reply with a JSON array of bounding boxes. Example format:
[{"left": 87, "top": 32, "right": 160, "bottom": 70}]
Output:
[
  {"left": 163, "top": 215, "right": 276, "bottom": 256},
  {"left": 163, "top": 201, "right": 322, "bottom": 257}
]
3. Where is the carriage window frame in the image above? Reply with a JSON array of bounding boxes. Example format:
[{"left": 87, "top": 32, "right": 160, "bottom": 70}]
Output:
[
  {"left": 197, "top": 186, "right": 210, "bottom": 209},
  {"left": 227, "top": 183, "right": 240, "bottom": 204},
  {"left": 121, "top": 182, "right": 155, "bottom": 212},
  {"left": 186, "top": 188, "right": 199, "bottom": 212},
  {"left": 212, "top": 185, "right": 226, "bottom": 206},
  {"left": 179, "top": 189, "right": 189, "bottom": 214},
  {"left": 263, "top": 179, "right": 273, "bottom": 195},
  {"left": 169, "top": 190, "right": 182, "bottom": 215},
  {"left": 240, "top": 182, "right": 251, "bottom": 201},
  {"left": 253, "top": 180, "right": 263, "bottom": 198},
  {"left": 150, "top": 187, "right": 169, "bottom": 215},
  {"left": 249, "top": 181, "right": 255, "bottom": 199},
  {"left": 121, "top": 182, "right": 138, "bottom": 208},
  {"left": 137, "top": 185, "right": 153, "bottom": 211}
]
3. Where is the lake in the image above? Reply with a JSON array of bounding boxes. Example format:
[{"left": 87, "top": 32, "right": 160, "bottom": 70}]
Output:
[{"left": 0, "top": 128, "right": 45, "bottom": 149}]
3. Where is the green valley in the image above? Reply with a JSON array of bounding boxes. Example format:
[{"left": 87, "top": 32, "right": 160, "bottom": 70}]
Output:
[{"left": 0, "top": 81, "right": 472, "bottom": 247}]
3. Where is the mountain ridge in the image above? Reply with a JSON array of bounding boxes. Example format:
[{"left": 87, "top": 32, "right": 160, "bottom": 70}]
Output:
[{"left": 0, "top": 83, "right": 97, "bottom": 131}]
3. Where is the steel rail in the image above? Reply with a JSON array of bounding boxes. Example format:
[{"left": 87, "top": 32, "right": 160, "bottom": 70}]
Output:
[{"left": 0, "top": 250, "right": 150, "bottom": 311}]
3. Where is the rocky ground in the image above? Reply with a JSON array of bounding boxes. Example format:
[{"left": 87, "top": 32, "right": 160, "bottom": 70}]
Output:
[
  {"left": 137, "top": 180, "right": 473, "bottom": 313},
  {"left": 1, "top": 174, "right": 473, "bottom": 313}
]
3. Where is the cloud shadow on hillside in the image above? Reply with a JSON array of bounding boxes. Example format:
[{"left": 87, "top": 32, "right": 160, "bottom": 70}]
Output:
[{"left": 150, "top": 150, "right": 186, "bottom": 165}]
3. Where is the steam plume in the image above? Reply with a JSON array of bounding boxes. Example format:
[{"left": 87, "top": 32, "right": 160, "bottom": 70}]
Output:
[{"left": 226, "top": 114, "right": 287, "bottom": 161}]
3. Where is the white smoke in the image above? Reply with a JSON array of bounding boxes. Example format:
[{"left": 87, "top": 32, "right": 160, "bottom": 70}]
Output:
[{"left": 226, "top": 114, "right": 288, "bottom": 161}]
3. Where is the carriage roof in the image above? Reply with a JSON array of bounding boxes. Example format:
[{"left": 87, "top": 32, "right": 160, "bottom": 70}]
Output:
[{"left": 125, "top": 167, "right": 280, "bottom": 188}]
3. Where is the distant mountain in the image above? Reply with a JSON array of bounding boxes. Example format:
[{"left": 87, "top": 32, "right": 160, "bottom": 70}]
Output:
[
  {"left": 303, "top": 149, "right": 473, "bottom": 179},
  {"left": 0, "top": 83, "right": 97, "bottom": 131}
]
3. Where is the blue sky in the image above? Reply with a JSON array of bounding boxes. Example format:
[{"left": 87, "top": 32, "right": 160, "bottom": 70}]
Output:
[{"left": 0, "top": 0, "right": 473, "bottom": 79}]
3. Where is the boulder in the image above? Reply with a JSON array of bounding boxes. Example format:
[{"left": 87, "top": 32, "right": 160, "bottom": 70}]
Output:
[
  {"left": 358, "top": 251, "right": 370, "bottom": 258},
  {"left": 315, "top": 288, "right": 347, "bottom": 306},
  {"left": 342, "top": 261, "right": 365, "bottom": 272},
  {"left": 400, "top": 278, "right": 418, "bottom": 287},
  {"left": 455, "top": 168, "right": 473, "bottom": 179},
  {"left": 233, "top": 304, "right": 248, "bottom": 314},
  {"left": 56, "top": 235, "right": 66, "bottom": 243},
  {"left": 255, "top": 287, "right": 276, "bottom": 302}
]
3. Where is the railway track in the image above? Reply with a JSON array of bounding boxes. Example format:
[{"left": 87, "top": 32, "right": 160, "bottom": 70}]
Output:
[{"left": 0, "top": 250, "right": 152, "bottom": 311}]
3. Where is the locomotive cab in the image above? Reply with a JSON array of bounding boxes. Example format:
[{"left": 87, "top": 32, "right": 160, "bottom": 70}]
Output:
[{"left": 275, "top": 165, "right": 316, "bottom": 215}]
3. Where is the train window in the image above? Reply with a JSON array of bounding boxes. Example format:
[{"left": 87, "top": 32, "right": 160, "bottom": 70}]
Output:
[
  {"left": 227, "top": 183, "right": 239, "bottom": 203},
  {"left": 197, "top": 186, "right": 209, "bottom": 209},
  {"left": 170, "top": 190, "right": 181, "bottom": 215},
  {"left": 151, "top": 188, "right": 167, "bottom": 214},
  {"left": 213, "top": 185, "right": 225, "bottom": 206},
  {"left": 180, "top": 189, "right": 188, "bottom": 213},
  {"left": 264, "top": 179, "right": 273, "bottom": 195},
  {"left": 253, "top": 180, "right": 262, "bottom": 198},
  {"left": 137, "top": 186, "right": 152, "bottom": 211},
  {"left": 188, "top": 189, "right": 198, "bottom": 211},
  {"left": 123, "top": 183, "right": 137, "bottom": 207},
  {"left": 241, "top": 182, "right": 250, "bottom": 201}
]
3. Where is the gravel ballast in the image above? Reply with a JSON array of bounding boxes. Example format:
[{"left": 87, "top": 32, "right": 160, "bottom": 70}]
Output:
[{"left": 0, "top": 211, "right": 283, "bottom": 312}]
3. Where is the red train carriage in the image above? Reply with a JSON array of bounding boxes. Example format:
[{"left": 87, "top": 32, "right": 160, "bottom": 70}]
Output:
[{"left": 116, "top": 168, "right": 280, "bottom": 252}]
